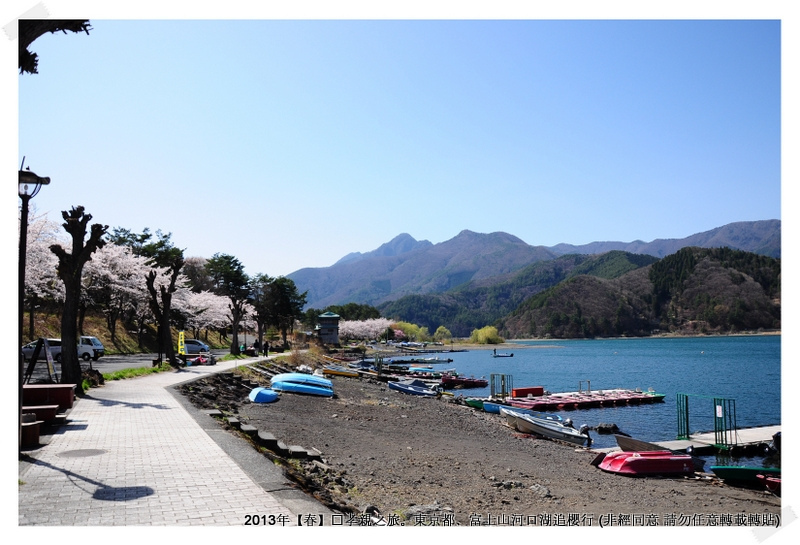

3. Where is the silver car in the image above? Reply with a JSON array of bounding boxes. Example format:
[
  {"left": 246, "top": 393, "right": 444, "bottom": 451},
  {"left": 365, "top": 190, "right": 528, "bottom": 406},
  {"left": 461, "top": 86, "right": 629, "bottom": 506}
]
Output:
[
  {"left": 21, "top": 339, "right": 62, "bottom": 362},
  {"left": 184, "top": 339, "right": 210, "bottom": 354}
]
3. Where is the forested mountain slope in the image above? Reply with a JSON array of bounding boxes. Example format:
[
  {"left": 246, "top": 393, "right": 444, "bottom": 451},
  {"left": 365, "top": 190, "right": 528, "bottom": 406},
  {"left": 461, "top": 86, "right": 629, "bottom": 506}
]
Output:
[
  {"left": 290, "top": 220, "right": 779, "bottom": 311},
  {"left": 498, "top": 247, "right": 780, "bottom": 339},
  {"left": 380, "top": 251, "right": 658, "bottom": 337}
]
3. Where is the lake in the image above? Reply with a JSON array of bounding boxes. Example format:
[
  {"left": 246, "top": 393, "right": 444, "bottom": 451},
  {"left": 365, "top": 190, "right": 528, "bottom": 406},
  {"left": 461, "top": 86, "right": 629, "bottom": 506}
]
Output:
[{"left": 427, "top": 335, "right": 781, "bottom": 459}]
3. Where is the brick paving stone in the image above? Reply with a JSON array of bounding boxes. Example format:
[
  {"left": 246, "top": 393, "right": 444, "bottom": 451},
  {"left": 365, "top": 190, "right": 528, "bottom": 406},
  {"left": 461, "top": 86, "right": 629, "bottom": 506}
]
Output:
[{"left": 18, "top": 360, "right": 299, "bottom": 526}]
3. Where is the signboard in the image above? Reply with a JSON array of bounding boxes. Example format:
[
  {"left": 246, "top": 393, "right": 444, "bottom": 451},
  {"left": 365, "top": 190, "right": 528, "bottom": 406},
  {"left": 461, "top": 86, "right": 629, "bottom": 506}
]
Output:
[
  {"left": 178, "top": 331, "right": 186, "bottom": 355},
  {"left": 42, "top": 338, "right": 57, "bottom": 380}
]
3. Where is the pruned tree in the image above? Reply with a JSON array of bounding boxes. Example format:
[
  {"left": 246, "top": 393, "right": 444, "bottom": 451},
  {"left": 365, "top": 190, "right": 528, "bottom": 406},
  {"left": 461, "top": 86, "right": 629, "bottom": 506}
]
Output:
[
  {"left": 146, "top": 258, "right": 185, "bottom": 365},
  {"left": 111, "top": 227, "right": 185, "bottom": 361},
  {"left": 49, "top": 206, "right": 107, "bottom": 394},
  {"left": 19, "top": 19, "right": 91, "bottom": 75}
]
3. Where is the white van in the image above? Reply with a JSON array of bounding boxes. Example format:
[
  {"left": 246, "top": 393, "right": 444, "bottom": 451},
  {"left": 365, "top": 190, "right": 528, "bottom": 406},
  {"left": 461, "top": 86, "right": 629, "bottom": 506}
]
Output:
[{"left": 78, "top": 336, "right": 105, "bottom": 361}]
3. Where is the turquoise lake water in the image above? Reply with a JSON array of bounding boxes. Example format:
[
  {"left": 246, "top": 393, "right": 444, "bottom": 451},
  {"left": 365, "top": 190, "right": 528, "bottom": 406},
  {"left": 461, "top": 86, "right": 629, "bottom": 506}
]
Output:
[{"left": 425, "top": 335, "right": 781, "bottom": 457}]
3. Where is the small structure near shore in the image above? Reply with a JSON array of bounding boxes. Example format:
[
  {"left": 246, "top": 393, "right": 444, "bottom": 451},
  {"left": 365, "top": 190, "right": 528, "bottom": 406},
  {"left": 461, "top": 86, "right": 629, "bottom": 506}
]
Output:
[{"left": 316, "top": 312, "right": 340, "bottom": 345}]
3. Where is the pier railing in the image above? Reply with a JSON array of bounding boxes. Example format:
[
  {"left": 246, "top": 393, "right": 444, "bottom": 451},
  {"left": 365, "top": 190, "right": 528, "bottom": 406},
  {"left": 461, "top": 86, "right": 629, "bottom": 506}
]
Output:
[{"left": 677, "top": 393, "right": 738, "bottom": 450}]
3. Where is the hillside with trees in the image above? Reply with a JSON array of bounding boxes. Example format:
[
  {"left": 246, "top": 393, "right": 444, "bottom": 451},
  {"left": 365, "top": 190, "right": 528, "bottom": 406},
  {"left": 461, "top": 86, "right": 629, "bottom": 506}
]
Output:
[
  {"left": 22, "top": 215, "right": 308, "bottom": 361},
  {"left": 498, "top": 247, "right": 780, "bottom": 339},
  {"left": 380, "top": 251, "right": 658, "bottom": 337},
  {"left": 289, "top": 220, "right": 780, "bottom": 309}
]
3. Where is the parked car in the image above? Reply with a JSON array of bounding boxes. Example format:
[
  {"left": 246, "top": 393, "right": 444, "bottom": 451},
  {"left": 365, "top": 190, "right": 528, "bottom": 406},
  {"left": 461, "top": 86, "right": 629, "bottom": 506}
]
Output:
[
  {"left": 184, "top": 339, "right": 210, "bottom": 354},
  {"left": 21, "top": 338, "right": 62, "bottom": 362},
  {"left": 78, "top": 336, "right": 105, "bottom": 361}
]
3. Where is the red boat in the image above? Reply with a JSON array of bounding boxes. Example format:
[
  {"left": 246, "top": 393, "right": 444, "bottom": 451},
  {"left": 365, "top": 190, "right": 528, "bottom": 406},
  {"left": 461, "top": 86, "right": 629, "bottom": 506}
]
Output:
[
  {"left": 597, "top": 451, "right": 695, "bottom": 476},
  {"left": 439, "top": 374, "right": 489, "bottom": 389},
  {"left": 756, "top": 473, "right": 781, "bottom": 496}
]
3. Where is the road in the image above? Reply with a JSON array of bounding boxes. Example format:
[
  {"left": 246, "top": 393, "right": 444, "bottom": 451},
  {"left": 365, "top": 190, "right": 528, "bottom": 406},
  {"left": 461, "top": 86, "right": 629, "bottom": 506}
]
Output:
[{"left": 23, "top": 349, "right": 231, "bottom": 383}]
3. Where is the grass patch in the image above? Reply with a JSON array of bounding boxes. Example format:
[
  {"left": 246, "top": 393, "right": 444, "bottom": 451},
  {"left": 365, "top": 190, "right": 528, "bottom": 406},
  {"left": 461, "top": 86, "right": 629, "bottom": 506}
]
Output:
[
  {"left": 217, "top": 353, "right": 252, "bottom": 362},
  {"left": 103, "top": 363, "right": 174, "bottom": 381}
]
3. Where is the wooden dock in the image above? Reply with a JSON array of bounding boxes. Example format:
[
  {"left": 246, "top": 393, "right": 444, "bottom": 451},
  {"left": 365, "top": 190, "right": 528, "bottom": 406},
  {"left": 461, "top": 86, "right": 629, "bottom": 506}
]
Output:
[{"left": 595, "top": 425, "right": 781, "bottom": 455}]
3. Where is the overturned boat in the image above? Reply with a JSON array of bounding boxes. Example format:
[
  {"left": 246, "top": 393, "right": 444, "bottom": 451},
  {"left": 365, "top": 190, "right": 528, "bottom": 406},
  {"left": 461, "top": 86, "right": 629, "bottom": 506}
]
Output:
[
  {"left": 598, "top": 451, "right": 695, "bottom": 476},
  {"left": 270, "top": 372, "right": 334, "bottom": 397}
]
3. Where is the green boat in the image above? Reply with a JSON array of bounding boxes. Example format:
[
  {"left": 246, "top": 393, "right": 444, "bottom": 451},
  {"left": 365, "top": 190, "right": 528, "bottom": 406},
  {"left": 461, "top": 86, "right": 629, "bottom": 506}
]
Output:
[
  {"left": 710, "top": 465, "right": 781, "bottom": 483},
  {"left": 464, "top": 398, "right": 484, "bottom": 410}
]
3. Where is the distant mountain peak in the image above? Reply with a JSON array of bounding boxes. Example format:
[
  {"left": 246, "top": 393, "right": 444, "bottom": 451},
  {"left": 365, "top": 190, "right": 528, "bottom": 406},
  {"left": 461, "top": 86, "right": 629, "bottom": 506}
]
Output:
[
  {"left": 334, "top": 233, "right": 432, "bottom": 266},
  {"left": 290, "top": 220, "right": 779, "bottom": 310}
]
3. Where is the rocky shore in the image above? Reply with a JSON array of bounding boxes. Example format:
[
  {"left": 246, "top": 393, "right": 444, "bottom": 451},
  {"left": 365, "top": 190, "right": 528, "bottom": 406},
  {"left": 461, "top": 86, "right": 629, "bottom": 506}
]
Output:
[{"left": 179, "top": 363, "right": 781, "bottom": 528}]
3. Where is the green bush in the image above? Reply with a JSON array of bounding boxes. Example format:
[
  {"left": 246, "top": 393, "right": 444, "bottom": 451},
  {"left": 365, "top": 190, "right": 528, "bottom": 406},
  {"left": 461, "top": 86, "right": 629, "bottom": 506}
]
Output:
[{"left": 469, "top": 326, "right": 504, "bottom": 344}]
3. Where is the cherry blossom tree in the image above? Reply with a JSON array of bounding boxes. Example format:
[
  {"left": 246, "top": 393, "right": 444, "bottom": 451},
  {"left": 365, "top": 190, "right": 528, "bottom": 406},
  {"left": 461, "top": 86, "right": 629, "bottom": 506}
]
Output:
[
  {"left": 23, "top": 214, "right": 64, "bottom": 340},
  {"left": 82, "top": 243, "right": 151, "bottom": 342},
  {"left": 173, "top": 289, "right": 231, "bottom": 340},
  {"left": 339, "top": 318, "right": 393, "bottom": 342}
]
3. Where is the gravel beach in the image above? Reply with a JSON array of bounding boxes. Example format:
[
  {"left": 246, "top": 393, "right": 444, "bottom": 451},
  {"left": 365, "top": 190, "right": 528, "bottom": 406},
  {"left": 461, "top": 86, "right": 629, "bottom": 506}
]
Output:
[{"left": 179, "top": 365, "right": 781, "bottom": 528}]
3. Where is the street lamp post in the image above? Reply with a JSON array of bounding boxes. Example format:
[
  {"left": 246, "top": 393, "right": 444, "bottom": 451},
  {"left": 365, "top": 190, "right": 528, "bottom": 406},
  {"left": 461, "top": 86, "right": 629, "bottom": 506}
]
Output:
[{"left": 19, "top": 165, "right": 50, "bottom": 449}]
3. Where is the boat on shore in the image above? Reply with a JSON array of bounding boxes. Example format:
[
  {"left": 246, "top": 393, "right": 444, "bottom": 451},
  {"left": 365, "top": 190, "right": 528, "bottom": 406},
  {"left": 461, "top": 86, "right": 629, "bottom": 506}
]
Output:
[
  {"left": 482, "top": 401, "right": 506, "bottom": 414},
  {"left": 440, "top": 374, "right": 489, "bottom": 389},
  {"left": 598, "top": 451, "right": 695, "bottom": 476},
  {"left": 270, "top": 372, "right": 334, "bottom": 397},
  {"left": 500, "top": 407, "right": 562, "bottom": 433},
  {"left": 248, "top": 387, "right": 279, "bottom": 403},
  {"left": 614, "top": 434, "right": 706, "bottom": 471},
  {"left": 322, "top": 365, "right": 360, "bottom": 378},
  {"left": 513, "top": 411, "right": 591, "bottom": 446},
  {"left": 710, "top": 465, "right": 781, "bottom": 485},
  {"left": 388, "top": 379, "right": 439, "bottom": 397},
  {"left": 500, "top": 406, "right": 562, "bottom": 423},
  {"left": 756, "top": 473, "right": 781, "bottom": 496}
]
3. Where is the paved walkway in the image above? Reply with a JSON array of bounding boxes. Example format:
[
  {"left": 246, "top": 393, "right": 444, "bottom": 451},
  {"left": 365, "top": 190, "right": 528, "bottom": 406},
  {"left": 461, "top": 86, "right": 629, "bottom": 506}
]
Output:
[{"left": 18, "top": 359, "right": 328, "bottom": 526}]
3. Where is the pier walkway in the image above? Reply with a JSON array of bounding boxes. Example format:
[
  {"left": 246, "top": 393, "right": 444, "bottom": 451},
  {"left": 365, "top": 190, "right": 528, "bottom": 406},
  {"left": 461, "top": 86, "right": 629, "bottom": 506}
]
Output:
[
  {"left": 658, "top": 424, "right": 781, "bottom": 453},
  {"left": 595, "top": 424, "right": 781, "bottom": 455}
]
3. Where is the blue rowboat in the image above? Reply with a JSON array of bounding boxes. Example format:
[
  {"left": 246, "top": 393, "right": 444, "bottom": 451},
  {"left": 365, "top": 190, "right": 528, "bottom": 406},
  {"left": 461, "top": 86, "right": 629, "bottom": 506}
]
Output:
[
  {"left": 270, "top": 372, "right": 334, "bottom": 397},
  {"left": 482, "top": 401, "right": 506, "bottom": 414},
  {"left": 248, "top": 387, "right": 279, "bottom": 403}
]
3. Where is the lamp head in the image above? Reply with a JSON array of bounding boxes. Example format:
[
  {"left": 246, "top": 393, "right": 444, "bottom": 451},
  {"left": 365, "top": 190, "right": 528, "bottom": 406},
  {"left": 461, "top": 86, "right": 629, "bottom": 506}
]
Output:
[{"left": 18, "top": 170, "right": 50, "bottom": 198}]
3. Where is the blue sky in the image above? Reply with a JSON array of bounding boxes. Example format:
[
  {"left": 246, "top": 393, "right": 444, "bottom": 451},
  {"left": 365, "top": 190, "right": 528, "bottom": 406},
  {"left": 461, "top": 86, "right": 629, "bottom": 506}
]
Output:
[{"left": 9, "top": 3, "right": 788, "bottom": 279}]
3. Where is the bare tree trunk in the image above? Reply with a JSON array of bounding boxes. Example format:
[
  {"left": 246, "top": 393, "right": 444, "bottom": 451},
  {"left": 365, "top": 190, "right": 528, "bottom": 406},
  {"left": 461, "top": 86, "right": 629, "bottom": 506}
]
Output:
[
  {"left": 146, "top": 257, "right": 184, "bottom": 366},
  {"left": 49, "top": 207, "right": 107, "bottom": 395}
]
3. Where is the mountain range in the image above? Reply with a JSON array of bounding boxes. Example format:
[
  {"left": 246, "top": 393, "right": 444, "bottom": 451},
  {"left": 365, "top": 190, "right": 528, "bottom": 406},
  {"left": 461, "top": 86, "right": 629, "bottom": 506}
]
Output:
[{"left": 288, "top": 220, "right": 780, "bottom": 311}]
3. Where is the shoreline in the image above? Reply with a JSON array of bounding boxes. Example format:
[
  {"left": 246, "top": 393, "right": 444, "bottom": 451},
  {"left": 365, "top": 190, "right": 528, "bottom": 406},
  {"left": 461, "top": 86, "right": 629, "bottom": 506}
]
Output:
[
  {"left": 183, "top": 360, "right": 782, "bottom": 527},
  {"left": 365, "top": 330, "right": 782, "bottom": 355}
]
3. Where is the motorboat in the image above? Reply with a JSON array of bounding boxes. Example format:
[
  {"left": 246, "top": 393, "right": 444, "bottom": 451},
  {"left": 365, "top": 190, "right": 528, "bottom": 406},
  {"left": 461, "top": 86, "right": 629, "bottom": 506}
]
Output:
[
  {"left": 388, "top": 379, "right": 438, "bottom": 397},
  {"left": 514, "top": 412, "right": 591, "bottom": 446}
]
